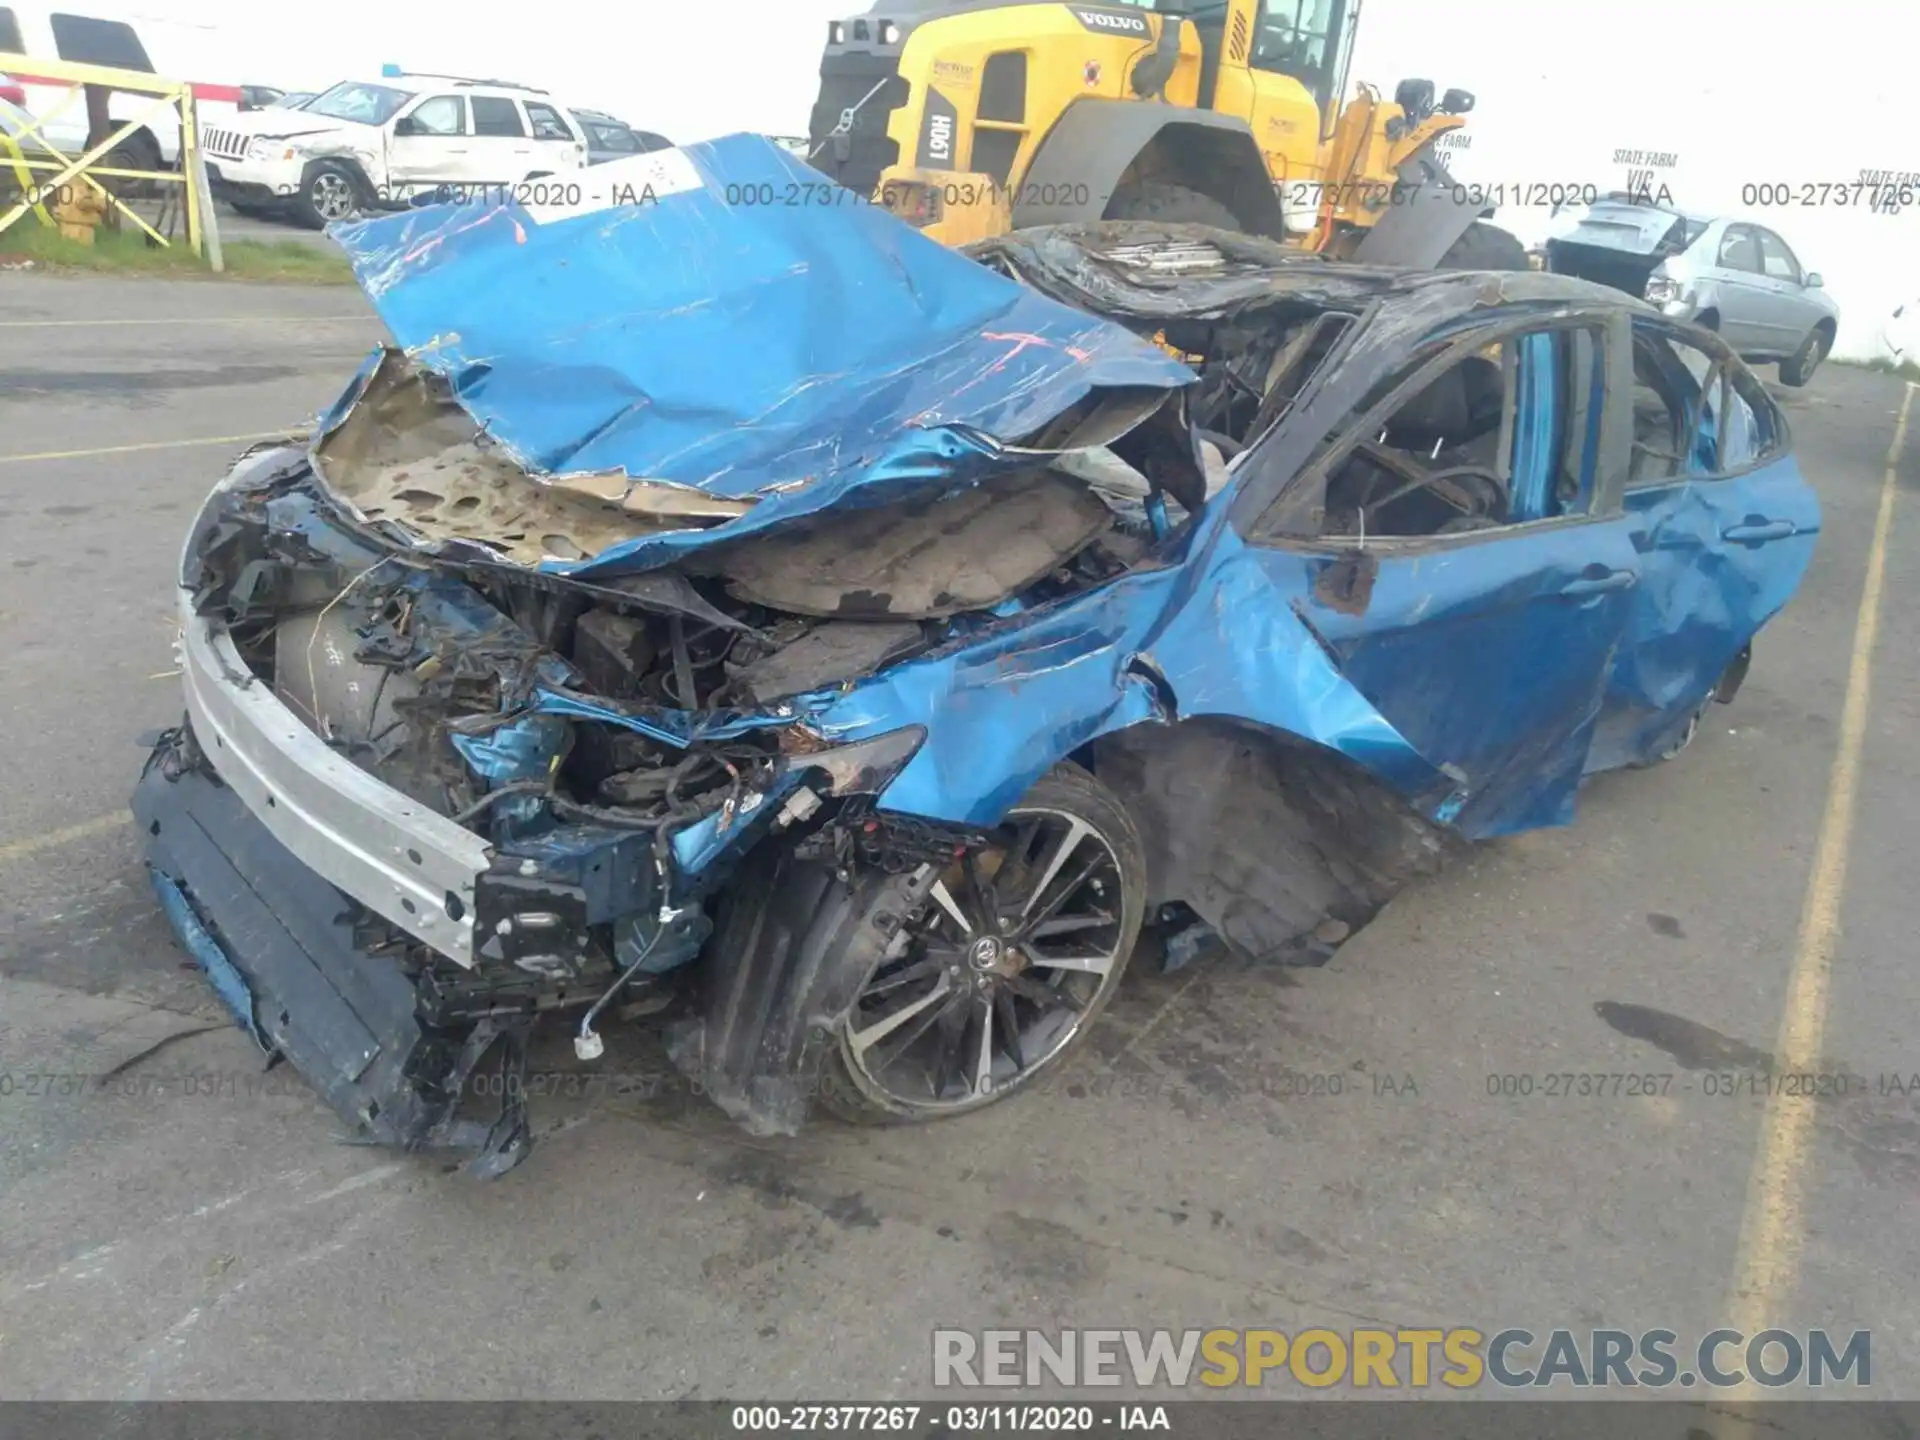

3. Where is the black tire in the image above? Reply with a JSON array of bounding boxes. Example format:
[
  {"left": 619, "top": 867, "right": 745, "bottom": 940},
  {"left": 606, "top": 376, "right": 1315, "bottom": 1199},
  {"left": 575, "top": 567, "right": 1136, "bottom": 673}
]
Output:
[
  {"left": 1436, "top": 220, "right": 1528, "bottom": 272},
  {"left": 1106, "top": 181, "right": 1242, "bottom": 231},
  {"left": 1779, "top": 321, "right": 1834, "bottom": 387},
  {"left": 99, "top": 133, "right": 160, "bottom": 201},
  {"left": 1632, "top": 696, "right": 1711, "bottom": 768},
  {"left": 291, "top": 160, "right": 365, "bottom": 229},
  {"left": 820, "top": 762, "right": 1147, "bottom": 1125}
]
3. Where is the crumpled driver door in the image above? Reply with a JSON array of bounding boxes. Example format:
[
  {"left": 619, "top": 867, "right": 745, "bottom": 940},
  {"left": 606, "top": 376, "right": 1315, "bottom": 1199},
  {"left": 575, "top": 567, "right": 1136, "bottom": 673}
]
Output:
[{"left": 1239, "top": 317, "right": 1643, "bottom": 837}]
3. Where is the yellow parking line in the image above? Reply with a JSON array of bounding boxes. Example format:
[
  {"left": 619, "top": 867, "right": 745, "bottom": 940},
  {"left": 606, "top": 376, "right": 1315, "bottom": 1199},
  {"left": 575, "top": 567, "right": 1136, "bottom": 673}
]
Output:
[
  {"left": 0, "top": 430, "right": 304, "bottom": 464},
  {"left": 0, "top": 316, "right": 369, "bottom": 328},
  {"left": 0, "top": 811, "right": 130, "bottom": 866},
  {"left": 1723, "top": 382, "right": 1914, "bottom": 1368}
]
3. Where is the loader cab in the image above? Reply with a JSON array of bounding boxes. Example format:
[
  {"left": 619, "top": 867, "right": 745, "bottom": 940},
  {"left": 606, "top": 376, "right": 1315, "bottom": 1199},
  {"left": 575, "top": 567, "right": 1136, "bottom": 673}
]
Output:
[
  {"left": 1151, "top": 0, "right": 1358, "bottom": 203},
  {"left": 1154, "top": 0, "right": 1356, "bottom": 126},
  {"left": 1249, "top": 0, "right": 1355, "bottom": 124}
]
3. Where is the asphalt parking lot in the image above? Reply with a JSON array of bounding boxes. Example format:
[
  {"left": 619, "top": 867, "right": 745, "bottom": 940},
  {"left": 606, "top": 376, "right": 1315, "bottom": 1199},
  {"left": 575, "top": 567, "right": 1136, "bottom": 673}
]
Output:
[
  {"left": 1, "top": 272, "right": 1916, "bottom": 1407},
  {"left": 212, "top": 202, "right": 339, "bottom": 251}
]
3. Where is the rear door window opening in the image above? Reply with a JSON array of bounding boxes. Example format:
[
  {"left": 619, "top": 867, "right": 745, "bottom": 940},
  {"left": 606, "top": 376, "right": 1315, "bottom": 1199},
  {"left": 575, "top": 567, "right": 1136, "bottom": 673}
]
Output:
[
  {"left": 48, "top": 11, "right": 152, "bottom": 68},
  {"left": 1628, "top": 320, "right": 1778, "bottom": 482}
]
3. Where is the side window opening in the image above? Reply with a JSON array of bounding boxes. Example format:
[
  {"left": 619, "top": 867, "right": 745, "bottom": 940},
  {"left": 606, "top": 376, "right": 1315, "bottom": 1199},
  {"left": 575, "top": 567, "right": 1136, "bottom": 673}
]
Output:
[
  {"left": 0, "top": 8, "right": 26, "bottom": 53},
  {"left": 1175, "top": 305, "right": 1359, "bottom": 457},
  {"left": 1036, "top": 294, "right": 1361, "bottom": 529},
  {"left": 1287, "top": 323, "right": 1606, "bottom": 542},
  {"left": 49, "top": 13, "right": 152, "bottom": 69},
  {"left": 1322, "top": 347, "right": 1508, "bottom": 537},
  {"left": 524, "top": 102, "right": 573, "bottom": 141},
  {"left": 1628, "top": 321, "right": 1774, "bottom": 483},
  {"left": 1718, "top": 227, "right": 1762, "bottom": 274},
  {"left": 470, "top": 96, "right": 527, "bottom": 138},
  {"left": 406, "top": 95, "right": 467, "bottom": 136},
  {"left": 1756, "top": 230, "right": 1801, "bottom": 284}
]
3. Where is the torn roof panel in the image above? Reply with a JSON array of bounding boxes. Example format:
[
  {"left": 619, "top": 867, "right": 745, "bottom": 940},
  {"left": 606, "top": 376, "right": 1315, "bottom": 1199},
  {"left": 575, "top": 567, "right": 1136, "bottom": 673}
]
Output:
[{"left": 322, "top": 133, "right": 1197, "bottom": 576}]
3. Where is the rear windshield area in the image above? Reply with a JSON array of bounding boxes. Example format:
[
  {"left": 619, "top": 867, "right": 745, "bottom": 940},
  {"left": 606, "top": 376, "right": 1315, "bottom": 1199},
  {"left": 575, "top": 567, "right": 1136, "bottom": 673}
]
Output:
[{"left": 49, "top": 12, "right": 154, "bottom": 69}]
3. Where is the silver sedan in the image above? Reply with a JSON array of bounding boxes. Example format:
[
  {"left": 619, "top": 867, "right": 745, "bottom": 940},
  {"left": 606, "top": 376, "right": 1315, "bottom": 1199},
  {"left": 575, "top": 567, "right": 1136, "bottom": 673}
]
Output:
[{"left": 1545, "top": 199, "right": 1841, "bottom": 386}]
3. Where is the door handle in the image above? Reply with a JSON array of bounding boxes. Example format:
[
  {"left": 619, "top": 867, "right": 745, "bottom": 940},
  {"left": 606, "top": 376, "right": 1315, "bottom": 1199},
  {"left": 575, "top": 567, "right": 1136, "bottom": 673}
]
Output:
[
  {"left": 1722, "top": 519, "right": 1795, "bottom": 543},
  {"left": 1560, "top": 569, "right": 1636, "bottom": 597}
]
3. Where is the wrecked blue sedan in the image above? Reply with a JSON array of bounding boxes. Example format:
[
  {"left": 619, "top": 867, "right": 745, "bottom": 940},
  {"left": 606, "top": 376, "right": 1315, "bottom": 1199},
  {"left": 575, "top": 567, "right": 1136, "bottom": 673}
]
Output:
[{"left": 134, "top": 136, "right": 1817, "bottom": 1174}]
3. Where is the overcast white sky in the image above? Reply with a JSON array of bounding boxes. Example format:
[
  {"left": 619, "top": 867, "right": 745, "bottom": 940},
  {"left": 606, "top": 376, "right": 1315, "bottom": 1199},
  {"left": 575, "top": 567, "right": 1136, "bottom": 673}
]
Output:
[
  {"left": 110, "top": 0, "right": 1916, "bottom": 153},
  {"left": 99, "top": 0, "right": 1920, "bottom": 353}
]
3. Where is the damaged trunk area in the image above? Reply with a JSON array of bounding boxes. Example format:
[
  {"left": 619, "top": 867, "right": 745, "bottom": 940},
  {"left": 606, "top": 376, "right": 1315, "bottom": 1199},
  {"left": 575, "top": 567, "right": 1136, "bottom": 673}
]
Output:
[{"left": 1543, "top": 202, "right": 1708, "bottom": 298}]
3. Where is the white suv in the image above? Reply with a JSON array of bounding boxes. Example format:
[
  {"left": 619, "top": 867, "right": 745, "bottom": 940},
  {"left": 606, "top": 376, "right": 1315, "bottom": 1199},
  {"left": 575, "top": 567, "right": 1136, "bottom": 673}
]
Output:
[
  {"left": 0, "top": 5, "right": 243, "bottom": 177},
  {"left": 199, "top": 74, "right": 588, "bottom": 227}
]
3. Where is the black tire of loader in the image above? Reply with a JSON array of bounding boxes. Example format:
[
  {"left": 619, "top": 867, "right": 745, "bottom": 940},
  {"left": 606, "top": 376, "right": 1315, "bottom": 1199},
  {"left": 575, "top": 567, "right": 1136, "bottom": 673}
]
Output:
[
  {"left": 1105, "top": 181, "right": 1244, "bottom": 231},
  {"left": 1435, "top": 220, "right": 1529, "bottom": 272}
]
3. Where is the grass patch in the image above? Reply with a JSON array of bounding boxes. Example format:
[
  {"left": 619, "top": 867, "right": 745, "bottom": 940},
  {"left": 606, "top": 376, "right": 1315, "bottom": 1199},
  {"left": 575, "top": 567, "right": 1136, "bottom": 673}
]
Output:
[{"left": 0, "top": 217, "right": 355, "bottom": 283}]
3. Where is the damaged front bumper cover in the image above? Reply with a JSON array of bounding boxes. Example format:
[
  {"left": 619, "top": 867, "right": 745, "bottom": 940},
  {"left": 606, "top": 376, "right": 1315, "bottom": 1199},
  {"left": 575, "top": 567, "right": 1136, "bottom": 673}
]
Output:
[
  {"left": 137, "top": 578, "right": 932, "bottom": 1173},
  {"left": 135, "top": 726, "right": 538, "bottom": 1177}
]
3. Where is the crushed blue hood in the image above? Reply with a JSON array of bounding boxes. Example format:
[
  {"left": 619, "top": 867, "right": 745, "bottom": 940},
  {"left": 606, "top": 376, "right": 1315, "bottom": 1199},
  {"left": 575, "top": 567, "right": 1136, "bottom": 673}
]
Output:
[{"left": 321, "top": 133, "right": 1197, "bottom": 577}]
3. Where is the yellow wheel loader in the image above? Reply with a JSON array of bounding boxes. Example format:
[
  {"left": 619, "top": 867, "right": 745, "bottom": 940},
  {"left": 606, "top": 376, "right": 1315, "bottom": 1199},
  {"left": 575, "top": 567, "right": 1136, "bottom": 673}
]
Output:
[{"left": 804, "top": 0, "right": 1526, "bottom": 270}]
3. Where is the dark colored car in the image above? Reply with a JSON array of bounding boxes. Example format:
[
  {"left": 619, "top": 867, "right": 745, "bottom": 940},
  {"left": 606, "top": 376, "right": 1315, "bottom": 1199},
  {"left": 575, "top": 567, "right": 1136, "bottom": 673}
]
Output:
[
  {"left": 133, "top": 135, "right": 1818, "bottom": 1176},
  {"left": 571, "top": 106, "right": 671, "bottom": 163}
]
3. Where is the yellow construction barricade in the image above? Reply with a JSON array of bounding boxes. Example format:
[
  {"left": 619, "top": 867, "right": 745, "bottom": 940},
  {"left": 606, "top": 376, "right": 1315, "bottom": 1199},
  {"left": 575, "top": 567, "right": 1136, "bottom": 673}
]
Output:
[{"left": 0, "top": 50, "right": 221, "bottom": 268}]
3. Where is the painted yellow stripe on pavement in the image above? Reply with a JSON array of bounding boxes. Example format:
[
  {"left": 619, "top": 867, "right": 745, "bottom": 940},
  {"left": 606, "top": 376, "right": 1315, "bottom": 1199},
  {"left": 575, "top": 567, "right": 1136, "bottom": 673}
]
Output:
[
  {"left": 0, "top": 430, "right": 305, "bottom": 464},
  {"left": 0, "top": 811, "right": 130, "bottom": 866},
  {"left": 1723, "top": 382, "right": 1914, "bottom": 1387}
]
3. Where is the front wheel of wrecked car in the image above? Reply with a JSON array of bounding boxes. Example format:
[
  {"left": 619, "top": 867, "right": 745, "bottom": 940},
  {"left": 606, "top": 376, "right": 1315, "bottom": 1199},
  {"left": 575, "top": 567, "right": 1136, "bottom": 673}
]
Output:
[{"left": 821, "top": 763, "right": 1146, "bottom": 1125}]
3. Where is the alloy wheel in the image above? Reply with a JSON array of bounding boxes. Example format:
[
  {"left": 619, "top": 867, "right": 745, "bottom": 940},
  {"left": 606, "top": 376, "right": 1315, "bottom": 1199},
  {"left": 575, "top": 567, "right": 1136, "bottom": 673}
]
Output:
[
  {"left": 839, "top": 805, "right": 1131, "bottom": 1112},
  {"left": 310, "top": 172, "right": 358, "bottom": 222}
]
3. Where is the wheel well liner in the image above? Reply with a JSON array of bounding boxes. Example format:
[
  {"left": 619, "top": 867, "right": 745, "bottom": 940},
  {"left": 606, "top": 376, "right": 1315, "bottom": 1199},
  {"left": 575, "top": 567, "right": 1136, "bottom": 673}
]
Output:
[
  {"left": 300, "top": 155, "right": 377, "bottom": 201},
  {"left": 1089, "top": 717, "right": 1461, "bottom": 963},
  {"left": 665, "top": 845, "right": 942, "bottom": 1136}
]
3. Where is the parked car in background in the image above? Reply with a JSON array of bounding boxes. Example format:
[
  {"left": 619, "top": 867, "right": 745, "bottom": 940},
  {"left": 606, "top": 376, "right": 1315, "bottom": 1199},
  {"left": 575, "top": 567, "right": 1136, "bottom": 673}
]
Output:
[
  {"left": 238, "top": 84, "right": 284, "bottom": 111},
  {"left": 132, "top": 136, "right": 1820, "bottom": 1172},
  {"left": 0, "top": 4, "right": 242, "bottom": 176},
  {"left": 1545, "top": 195, "right": 1840, "bottom": 386},
  {"left": 198, "top": 73, "right": 588, "bottom": 227},
  {"left": 270, "top": 91, "right": 315, "bottom": 110},
  {"left": 571, "top": 106, "right": 671, "bottom": 163},
  {"left": 1879, "top": 297, "right": 1920, "bottom": 374}
]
